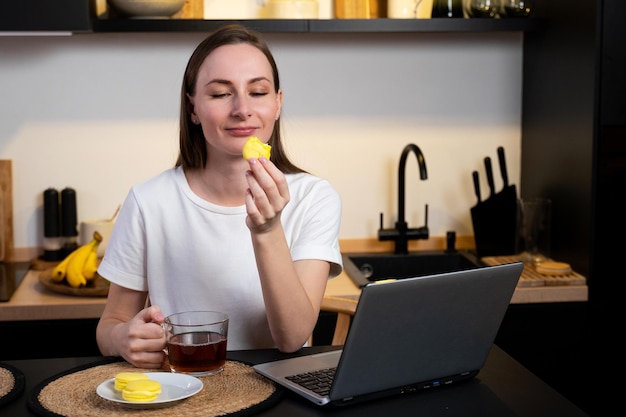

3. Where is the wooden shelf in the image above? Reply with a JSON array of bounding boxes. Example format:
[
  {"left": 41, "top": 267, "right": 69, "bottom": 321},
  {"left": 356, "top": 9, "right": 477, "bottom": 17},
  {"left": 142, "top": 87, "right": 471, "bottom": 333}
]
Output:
[
  {"left": 1, "top": 0, "right": 542, "bottom": 36},
  {"left": 91, "top": 18, "right": 543, "bottom": 34}
]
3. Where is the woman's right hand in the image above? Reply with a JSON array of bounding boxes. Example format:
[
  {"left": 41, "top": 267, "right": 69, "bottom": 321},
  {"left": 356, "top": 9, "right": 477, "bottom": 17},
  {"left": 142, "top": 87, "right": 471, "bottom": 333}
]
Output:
[{"left": 112, "top": 305, "right": 167, "bottom": 368}]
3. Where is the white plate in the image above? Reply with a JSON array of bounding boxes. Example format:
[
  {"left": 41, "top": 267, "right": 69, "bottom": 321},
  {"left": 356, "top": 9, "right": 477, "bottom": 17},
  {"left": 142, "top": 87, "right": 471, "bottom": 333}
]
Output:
[{"left": 96, "top": 372, "right": 203, "bottom": 409}]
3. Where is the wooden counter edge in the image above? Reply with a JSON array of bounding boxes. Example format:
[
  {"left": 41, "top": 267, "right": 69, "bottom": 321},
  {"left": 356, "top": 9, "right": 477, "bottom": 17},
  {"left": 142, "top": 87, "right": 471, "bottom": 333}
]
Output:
[
  {"left": 325, "top": 270, "right": 588, "bottom": 303},
  {"left": 510, "top": 285, "right": 588, "bottom": 304},
  {"left": 0, "top": 270, "right": 106, "bottom": 322},
  {"left": 5, "top": 236, "right": 587, "bottom": 322},
  {"left": 12, "top": 235, "right": 477, "bottom": 262}
]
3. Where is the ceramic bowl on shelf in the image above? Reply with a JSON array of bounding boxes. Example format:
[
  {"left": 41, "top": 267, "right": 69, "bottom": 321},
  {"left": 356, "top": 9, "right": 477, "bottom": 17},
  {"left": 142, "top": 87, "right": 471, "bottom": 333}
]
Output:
[{"left": 107, "top": 0, "right": 186, "bottom": 18}]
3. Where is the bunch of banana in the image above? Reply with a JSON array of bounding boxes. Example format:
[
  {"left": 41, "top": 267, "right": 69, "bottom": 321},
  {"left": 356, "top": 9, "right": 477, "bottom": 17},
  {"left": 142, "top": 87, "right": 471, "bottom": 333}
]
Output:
[{"left": 50, "top": 231, "right": 103, "bottom": 288}]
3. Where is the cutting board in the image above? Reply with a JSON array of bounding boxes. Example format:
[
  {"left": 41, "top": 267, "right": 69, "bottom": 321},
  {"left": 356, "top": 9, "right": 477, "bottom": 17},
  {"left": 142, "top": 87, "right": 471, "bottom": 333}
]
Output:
[
  {"left": 0, "top": 160, "right": 14, "bottom": 262},
  {"left": 481, "top": 256, "right": 587, "bottom": 287}
]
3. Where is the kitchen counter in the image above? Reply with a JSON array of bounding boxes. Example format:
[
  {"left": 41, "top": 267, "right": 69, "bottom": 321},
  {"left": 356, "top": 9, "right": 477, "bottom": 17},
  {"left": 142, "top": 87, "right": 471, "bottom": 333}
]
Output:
[
  {"left": 326, "top": 268, "right": 588, "bottom": 304},
  {"left": 0, "top": 261, "right": 588, "bottom": 322},
  {"left": 332, "top": 239, "right": 588, "bottom": 304},
  {"left": 0, "top": 269, "right": 106, "bottom": 322},
  {"left": 1, "top": 237, "right": 587, "bottom": 322}
]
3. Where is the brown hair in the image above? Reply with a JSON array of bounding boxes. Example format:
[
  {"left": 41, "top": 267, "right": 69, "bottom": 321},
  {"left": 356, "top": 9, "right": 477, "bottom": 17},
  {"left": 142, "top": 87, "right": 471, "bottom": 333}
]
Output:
[{"left": 175, "top": 24, "right": 305, "bottom": 174}]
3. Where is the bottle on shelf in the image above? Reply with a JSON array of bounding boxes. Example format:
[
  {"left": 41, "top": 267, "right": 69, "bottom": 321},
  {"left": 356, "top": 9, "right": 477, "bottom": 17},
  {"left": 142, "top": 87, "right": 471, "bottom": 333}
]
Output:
[
  {"left": 465, "top": 0, "right": 501, "bottom": 18},
  {"left": 499, "top": 0, "right": 532, "bottom": 17},
  {"left": 432, "top": 0, "right": 464, "bottom": 18}
]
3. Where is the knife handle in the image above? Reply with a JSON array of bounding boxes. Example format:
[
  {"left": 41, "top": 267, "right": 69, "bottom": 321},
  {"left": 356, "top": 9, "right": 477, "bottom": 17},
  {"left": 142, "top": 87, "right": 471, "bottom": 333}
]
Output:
[
  {"left": 472, "top": 171, "right": 481, "bottom": 203},
  {"left": 497, "top": 146, "right": 509, "bottom": 186},
  {"left": 484, "top": 157, "right": 495, "bottom": 196}
]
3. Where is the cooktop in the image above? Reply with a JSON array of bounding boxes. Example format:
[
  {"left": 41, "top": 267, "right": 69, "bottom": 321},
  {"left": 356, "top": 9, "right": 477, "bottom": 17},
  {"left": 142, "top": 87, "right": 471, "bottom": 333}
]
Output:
[{"left": 0, "top": 261, "right": 31, "bottom": 302}]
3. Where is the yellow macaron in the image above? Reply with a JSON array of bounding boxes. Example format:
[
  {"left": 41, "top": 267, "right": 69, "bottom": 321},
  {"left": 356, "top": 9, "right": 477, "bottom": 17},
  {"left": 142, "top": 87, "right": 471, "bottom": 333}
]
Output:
[
  {"left": 114, "top": 372, "right": 150, "bottom": 392},
  {"left": 535, "top": 261, "right": 572, "bottom": 276},
  {"left": 242, "top": 136, "right": 271, "bottom": 161},
  {"left": 122, "top": 379, "right": 162, "bottom": 402}
]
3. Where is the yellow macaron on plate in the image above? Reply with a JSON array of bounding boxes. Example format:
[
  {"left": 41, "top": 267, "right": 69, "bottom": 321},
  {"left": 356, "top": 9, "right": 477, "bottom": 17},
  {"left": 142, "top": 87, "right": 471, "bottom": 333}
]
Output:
[{"left": 96, "top": 372, "right": 203, "bottom": 409}]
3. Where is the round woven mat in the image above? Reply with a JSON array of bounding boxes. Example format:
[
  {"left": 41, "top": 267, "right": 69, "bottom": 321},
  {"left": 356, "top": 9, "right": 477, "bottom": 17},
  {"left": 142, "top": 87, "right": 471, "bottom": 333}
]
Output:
[
  {"left": 28, "top": 357, "right": 282, "bottom": 417},
  {"left": 0, "top": 361, "right": 25, "bottom": 408}
]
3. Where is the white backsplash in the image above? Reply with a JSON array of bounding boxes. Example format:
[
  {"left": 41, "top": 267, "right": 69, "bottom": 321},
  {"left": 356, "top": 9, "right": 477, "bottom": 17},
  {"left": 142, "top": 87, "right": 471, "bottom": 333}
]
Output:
[{"left": 0, "top": 32, "right": 522, "bottom": 250}]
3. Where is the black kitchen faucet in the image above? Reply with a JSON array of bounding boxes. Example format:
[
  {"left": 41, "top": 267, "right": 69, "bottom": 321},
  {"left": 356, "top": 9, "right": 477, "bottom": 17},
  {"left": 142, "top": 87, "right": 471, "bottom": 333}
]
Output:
[{"left": 378, "top": 143, "right": 429, "bottom": 254}]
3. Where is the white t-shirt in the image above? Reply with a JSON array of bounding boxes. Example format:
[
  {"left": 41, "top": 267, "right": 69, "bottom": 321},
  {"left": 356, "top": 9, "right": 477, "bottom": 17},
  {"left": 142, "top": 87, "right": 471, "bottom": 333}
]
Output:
[{"left": 98, "top": 166, "right": 342, "bottom": 350}]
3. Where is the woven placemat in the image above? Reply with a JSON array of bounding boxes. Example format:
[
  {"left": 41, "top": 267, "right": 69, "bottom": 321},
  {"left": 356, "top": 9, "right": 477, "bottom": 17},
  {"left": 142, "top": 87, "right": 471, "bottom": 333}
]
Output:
[
  {"left": 0, "top": 361, "right": 25, "bottom": 408},
  {"left": 28, "top": 357, "right": 282, "bottom": 417}
]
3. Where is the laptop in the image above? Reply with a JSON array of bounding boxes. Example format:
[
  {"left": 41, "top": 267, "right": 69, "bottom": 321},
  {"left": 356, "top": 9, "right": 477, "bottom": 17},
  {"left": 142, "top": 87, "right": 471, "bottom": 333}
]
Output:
[{"left": 253, "top": 261, "right": 523, "bottom": 406}]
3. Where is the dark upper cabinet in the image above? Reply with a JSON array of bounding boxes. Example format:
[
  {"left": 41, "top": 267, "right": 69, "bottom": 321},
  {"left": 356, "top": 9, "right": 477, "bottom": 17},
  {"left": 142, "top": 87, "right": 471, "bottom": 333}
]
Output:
[
  {"left": 520, "top": 0, "right": 596, "bottom": 274},
  {"left": 0, "top": 0, "right": 93, "bottom": 32},
  {"left": 600, "top": 0, "right": 626, "bottom": 126},
  {"left": 521, "top": 0, "right": 626, "bottom": 308}
]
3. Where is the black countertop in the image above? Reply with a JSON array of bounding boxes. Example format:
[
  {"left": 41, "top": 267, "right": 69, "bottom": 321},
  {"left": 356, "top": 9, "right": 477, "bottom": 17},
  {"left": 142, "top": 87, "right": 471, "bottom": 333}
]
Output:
[{"left": 2, "top": 345, "right": 587, "bottom": 416}]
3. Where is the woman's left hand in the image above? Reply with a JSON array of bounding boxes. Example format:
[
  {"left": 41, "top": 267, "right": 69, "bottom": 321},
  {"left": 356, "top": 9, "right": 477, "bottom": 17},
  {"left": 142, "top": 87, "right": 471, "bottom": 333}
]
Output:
[{"left": 244, "top": 157, "right": 290, "bottom": 233}]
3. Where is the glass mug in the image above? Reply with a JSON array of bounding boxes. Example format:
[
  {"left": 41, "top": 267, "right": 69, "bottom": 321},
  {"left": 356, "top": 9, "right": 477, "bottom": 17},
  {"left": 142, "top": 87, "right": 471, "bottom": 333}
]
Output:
[
  {"left": 162, "top": 311, "right": 229, "bottom": 376},
  {"left": 516, "top": 198, "right": 551, "bottom": 265}
]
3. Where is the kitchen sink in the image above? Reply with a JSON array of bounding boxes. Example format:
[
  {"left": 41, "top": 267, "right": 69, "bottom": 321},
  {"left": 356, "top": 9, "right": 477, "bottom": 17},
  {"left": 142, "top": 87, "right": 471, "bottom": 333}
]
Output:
[{"left": 342, "top": 250, "right": 484, "bottom": 287}]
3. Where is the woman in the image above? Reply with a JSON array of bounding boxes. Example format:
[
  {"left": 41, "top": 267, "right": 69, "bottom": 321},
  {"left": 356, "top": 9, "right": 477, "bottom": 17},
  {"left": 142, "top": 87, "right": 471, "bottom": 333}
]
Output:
[{"left": 96, "top": 24, "right": 342, "bottom": 368}]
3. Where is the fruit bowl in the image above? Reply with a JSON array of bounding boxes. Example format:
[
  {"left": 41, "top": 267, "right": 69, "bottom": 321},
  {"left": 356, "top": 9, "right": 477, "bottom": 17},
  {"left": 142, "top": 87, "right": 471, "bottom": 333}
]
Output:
[
  {"left": 107, "top": 0, "right": 186, "bottom": 18},
  {"left": 38, "top": 269, "right": 109, "bottom": 297}
]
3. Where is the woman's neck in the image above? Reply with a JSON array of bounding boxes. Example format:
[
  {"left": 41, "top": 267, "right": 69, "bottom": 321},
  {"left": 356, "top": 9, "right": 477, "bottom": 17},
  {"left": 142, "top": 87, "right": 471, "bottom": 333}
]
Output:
[{"left": 185, "top": 160, "right": 248, "bottom": 206}]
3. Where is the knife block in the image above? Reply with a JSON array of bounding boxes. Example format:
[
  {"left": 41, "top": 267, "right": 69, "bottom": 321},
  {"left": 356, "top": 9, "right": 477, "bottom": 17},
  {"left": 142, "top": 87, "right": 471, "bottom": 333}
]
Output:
[{"left": 471, "top": 197, "right": 517, "bottom": 258}]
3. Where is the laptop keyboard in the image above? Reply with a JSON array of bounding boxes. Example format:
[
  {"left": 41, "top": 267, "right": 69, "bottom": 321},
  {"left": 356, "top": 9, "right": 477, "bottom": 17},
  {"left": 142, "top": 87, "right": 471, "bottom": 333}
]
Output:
[{"left": 286, "top": 367, "right": 337, "bottom": 396}]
